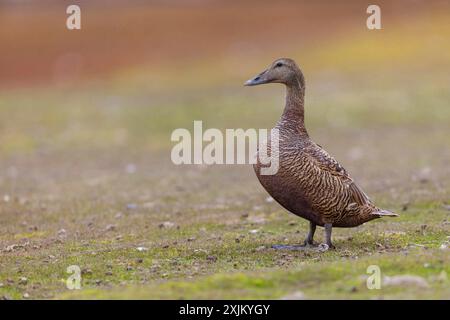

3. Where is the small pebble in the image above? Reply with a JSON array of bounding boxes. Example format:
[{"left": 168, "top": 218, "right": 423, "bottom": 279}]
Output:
[
  {"left": 81, "top": 268, "right": 92, "bottom": 275},
  {"left": 126, "top": 203, "right": 138, "bottom": 210},
  {"left": 159, "top": 221, "right": 175, "bottom": 229},
  {"left": 281, "top": 291, "right": 305, "bottom": 300},
  {"left": 105, "top": 224, "right": 116, "bottom": 232},
  {"left": 384, "top": 275, "right": 429, "bottom": 288}
]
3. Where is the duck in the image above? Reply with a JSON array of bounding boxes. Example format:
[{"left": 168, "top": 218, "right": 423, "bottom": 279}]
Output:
[{"left": 245, "top": 58, "right": 397, "bottom": 249}]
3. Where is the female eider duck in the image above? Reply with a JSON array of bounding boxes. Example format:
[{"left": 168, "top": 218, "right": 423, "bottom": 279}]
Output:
[{"left": 245, "top": 58, "right": 397, "bottom": 249}]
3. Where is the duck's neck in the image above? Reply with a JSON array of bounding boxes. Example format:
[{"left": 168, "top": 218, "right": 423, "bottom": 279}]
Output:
[{"left": 279, "top": 78, "right": 308, "bottom": 137}]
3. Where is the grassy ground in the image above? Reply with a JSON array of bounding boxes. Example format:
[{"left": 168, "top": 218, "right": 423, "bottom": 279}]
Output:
[{"left": 0, "top": 6, "right": 449, "bottom": 300}]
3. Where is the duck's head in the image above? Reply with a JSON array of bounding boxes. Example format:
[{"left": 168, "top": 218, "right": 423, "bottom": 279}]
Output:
[{"left": 244, "top": 58, "right": 303, "bottom": 87}]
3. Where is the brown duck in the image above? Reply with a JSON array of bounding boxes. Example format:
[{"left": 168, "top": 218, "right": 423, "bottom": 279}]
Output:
[{"left": 245, "top": 58, "right": 397, "bottom": 249}]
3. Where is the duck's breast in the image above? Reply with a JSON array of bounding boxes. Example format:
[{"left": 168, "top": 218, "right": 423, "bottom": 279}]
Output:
[{"left": 254, "top": 144, "right": 325, "bottom": 225}]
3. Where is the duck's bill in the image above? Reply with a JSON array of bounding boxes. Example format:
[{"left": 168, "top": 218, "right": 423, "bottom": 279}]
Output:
[{"left": 244, "top": 70, "right": 270, "bottom": 86}]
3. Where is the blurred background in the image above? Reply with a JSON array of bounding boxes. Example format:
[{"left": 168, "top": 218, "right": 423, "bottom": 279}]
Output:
[
  {"left": 1, "top": 0, "right": 449, "bottom": 193},
  {"left": 1, "top": 0, "right": 449, "bottom": 153},
  {"left": 0, "top": 0, "right": 449, "bottom": 299}
]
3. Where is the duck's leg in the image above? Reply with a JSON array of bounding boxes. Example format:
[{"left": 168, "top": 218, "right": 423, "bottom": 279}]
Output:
[
  {"left": 271, "top": 220, "right": 318, "bottom": 250},
  {"left": 324, "top": 223, "right": 335, "bottom": 249},
  {"left": 303, "top": 221, "right": 316, "bottom": 245}
]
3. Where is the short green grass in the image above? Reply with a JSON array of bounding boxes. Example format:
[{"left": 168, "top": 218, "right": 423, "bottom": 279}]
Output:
[{"left": 0, "top": 195, "right": 448, "bottom": 299}]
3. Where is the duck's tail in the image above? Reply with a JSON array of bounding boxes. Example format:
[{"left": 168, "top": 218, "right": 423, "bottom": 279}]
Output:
[{"left": 371, "top": 208, "right": 398, "bottom": 217}]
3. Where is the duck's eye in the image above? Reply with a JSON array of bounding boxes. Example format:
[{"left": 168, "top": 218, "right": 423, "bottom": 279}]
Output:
[{"left": 275, "top": 62, "right": 283, "bottom": 68}]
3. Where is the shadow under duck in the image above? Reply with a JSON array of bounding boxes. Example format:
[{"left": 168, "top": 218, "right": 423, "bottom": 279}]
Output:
[{"left": 245, "top": 58, "right": 397, "bottom": 249}]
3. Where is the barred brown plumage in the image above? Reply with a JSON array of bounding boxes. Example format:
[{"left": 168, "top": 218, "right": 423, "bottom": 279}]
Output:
[{"left": 245, "top": 58, "right": 398, "bottom": 249}]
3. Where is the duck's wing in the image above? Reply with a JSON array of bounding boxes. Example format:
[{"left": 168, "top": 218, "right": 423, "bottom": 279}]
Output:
[{"left": 304, "top": 143, "right": 372, "bottom": 206}]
